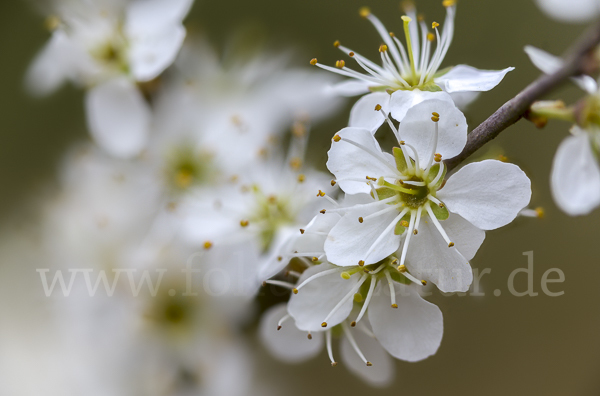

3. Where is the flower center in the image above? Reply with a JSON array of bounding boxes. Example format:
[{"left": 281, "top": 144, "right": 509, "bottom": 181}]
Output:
[
  {"left": 165, "top": 145, "right": 213, "bottom": 191},
  {"left": 248, "top": 188, "right": 296, "bottom": 252}
]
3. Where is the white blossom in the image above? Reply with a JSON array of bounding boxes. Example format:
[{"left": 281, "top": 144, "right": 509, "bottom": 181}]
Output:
[{"left": 534, "top": 0, "right": 600, "bottom": 23}]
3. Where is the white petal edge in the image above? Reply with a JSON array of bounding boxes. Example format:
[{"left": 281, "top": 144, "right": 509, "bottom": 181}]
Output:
[
  {"left": 551, "top": 131, "right": 600, "bottom": 216},
  {"left": 369, "top": 282, "right": 443, "bottom": 362},
  {"left": 438, "top": 160, "right": 532, "bottom": 230},
  {"left": 349, "top": 92, "right": 390, "bottom": 133},
  {"left": 389, "top": 89, "right": 454, "bottom": 122},
  {"left": 535, "top": 0, "right": 600, "bottom": 23},
  {"left": 85, "top": 78, "right": 150, "bottom": 158},
  {"left": 435, "top": 65, "right": 514, "bottom": 93}
]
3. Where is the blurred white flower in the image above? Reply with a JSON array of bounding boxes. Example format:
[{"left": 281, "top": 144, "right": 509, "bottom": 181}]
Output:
[
  {"left": 152, "top": 38, "right": 345, "bottom": 175},
  {"left": 325, "top": 100, "right": 531, "bottom": 292},
  {"left": 26, "top": 0, "right": 193, "bottom": 158},
  {"left": 525, "top": 46, "right": 600, "bottom": 215},
  {"left": 534, "top": 0, "right": 600, "bottom": 23},
  {"left": 312, "top": 1, "right": 513, "bottom": 132},
  {"left": 260, "top": 304, "right": 395, "bottom": 388}
]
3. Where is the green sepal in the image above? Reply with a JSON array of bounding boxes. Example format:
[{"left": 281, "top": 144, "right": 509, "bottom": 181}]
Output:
[
  {"left": 433, "top": 66, "right": 453, "bottom": 78},
  {"left": 393, "top": 147, "right": 408, "bottom": 173},
  {"left": 371, "top": 187, "right": 397, "bottom": 201},
  {"left": 368, "top": 85, "right": 390, "bottom": 93},
  {"left": 430, "top": 202, "right": 449, "bottom": 220},
  {"left": 394, "top": 220, "right": 406, "bottom": 235},
  {"left": 418, "top": 81, "right": 443, "bottom": 92}
]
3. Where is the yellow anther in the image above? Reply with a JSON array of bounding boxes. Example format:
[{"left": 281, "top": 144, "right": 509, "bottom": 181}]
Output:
[
  {"left": 268, "top": 195, "right": 278, "bottom": 204},
  {"left": 535, "top": 207, "right": 545, "bottom": 218},
  {"left": 331, "top": 180, "right": 337, "bottom": 186},
  {"left": 307, "top": 333, "right": 313, "bottom": 340},
  {"left": 398, "top": 264, "right": 407, "bottom": 272},
  {"left": 434, "top": 153, "right": 443, "bottom": 162},
  {"left": 401, "top": 15, "right": 412, "bottom": 23},
  {"left": 432, "top": 21, "right": 440, "bottom": 29},
  {"left": 333, "top": 134, "right": 341, "bottom": 142},
  {"left": 310, "top": 58, "right": 318, "bottom": 66},
  {"left": 351, "top": 321, "right": 357, "bottom": 327},
  {"left": 45, "top": 15, "right": 60, "bottom": 31},
  {"left": 336, "top": 60, "right": 346, "bottom": 69},
  {"left": 277, "top": 256, "right": 283, "bottom": 261},
  {"left": 432, "top": 112, "right": 440, "bottom": 117},
  {"left": 203, "top": 241, "right": 213, "bottom": 250},
  {"left": 358, "top": 217, "right": 364, "bottom": 223},
  {"left": 299, "top": 229, "right": 305, "bottom": 234},
  {"left": 359, "top": 6, "right": 371, "bottom": 18},
  {"left": 413, "top": 229, "right": 418, "bottom": 235},
  {"left": 292, "top": 288, "right": 298, "bottom": 294},
  {"left": 317, "top": 190, "right": 326, "bottom": 197},
  {"left": 358, "top": 260, "right": 365, "bottom": 266},
  {"left": 400, "top": 220, "right": 409, "bottom": 227},
  {"left": 421, "top": 280, "right": 428, "bottom": 286},
  {"left": 349, "top": 51, "right": 355, "bottom": 57},
  {"left": 379, "top": 44, "right": 388, "bottom": 53},
  {"left": 331, "top": 362, "right": 338, "bottom": 367},
  {"left": 277, "top": 325, "right": 282, "bottom": 330},
  {"left": 320, "top": 209, "right": 327, "bottom": 214},
  {"left": 399, "top": 140, "right": 406, "bottom": 145},
  {"left": 240, "top": 220, "right": 249, "bottom": 227},
  {"left": 448, "top": 242, "right": 455, "bottom": 247},
  {"left": 374, "top": 104, "right": 382, "bottom": 111},
  {"left": 389, "top": 32, "right": 395, "bottom": 37},
  {"left": 341, "top": 272, "right": 351, "bottom": 280},
  {"left": 312, "top": 257, "right": 319, "bottom": 262},
  {"left": 366, "top": 362, "right": 373, "bottom": 367},
  {"left": 334, "top": 40, "right": 341, "bottom": 48},
  {"left": 298, "top": 174, "right": 306, "bottom": 183},
  {"left": 391, "top": 258, "right": 399, "bottom": 266},
  {"left": 427, "top": 32, "right": 435, "bottom": 41},
  {"left": 290, "top": 157, "right": 302, "bottom": 170},
  {"left": 321, "top": 322, "right": 328, "bottom": 328},
  {"left": 391, "top": 303, "right": 398, "bottom": 308},
  {"left": 442, "top": 0, "right": 456, "bottom": 7},
  {"left": 431, "top": 116, "right": 440, "bottom": 122},
  {"left": 366, "top": 176, "right": 377, "bottom": 181},
  {"left": 439, "top": 202, "right": 446, "bottom": 208}
]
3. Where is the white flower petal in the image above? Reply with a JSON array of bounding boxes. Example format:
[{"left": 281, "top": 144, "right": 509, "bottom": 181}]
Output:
[
  {"left": 368, "top": 282, "right": 443, "bottom": 362},
  {"left": 25, "top": 30, "right": 73, "bottom": 96},
  {"left": 126, "top": 0, "right": 192, "bottom": 36},
  {"left": 435, "top": 65, "right": 514, "bottom": 93},
  {"left": 406, "top": 213, "right": 478, "bottom": 292},
  {"left": 326, "top": 127, "right": 396, "bottom": 195},
  {"left": 329, "top": 80, "right": 371, "bottom": 97},
  {"left": 535, "top": 0, "right": 600, "bottom": 23},
  {"left": 128, "top": 24, "right": 186, "bottom": 82},
  {"left": 449, "top": 91, "right": 481, "bottom": 110},
  {"left": 438, "top": 160, "right": 532, "bottom": 230},
  {"left": 259, "top": 304, "right": 324, "bottom": 364},
  {"left": 551, "top": 132, "right": 600, "bottom": 216},
  {"left": 288, "top": 264, "right": 359, "bottom": 332},
  {"left": 398, "top": 99, "right": 467, "bottom": 161},
  {"left": 85, "top": 79, "right": 150, "bottom": 158},
  {"left": 349, "top": 92, "right": 390, "bottom": 133},
  {"left": 340, "top": 328, "right": 394, "bottom": 387},
  {"left": 389, "top": 89, "right": 454, "bottom": 122},
  {"left": 525, "top": 45, "right": 598, "bottom": 94},
  {"left": 325, "top": 204, "right": 402, "bottom": 267}
]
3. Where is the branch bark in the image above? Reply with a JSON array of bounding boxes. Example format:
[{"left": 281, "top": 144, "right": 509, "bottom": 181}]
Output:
[{"left": 444, "top": 21, "right": 600, "bottom": 172}]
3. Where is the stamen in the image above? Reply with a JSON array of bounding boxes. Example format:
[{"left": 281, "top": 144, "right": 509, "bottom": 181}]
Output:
[
  {"left": 352, "top": 277, "right": 377, "bottom": 326},
  {"left": 399, "top": 210, "right": 417, "bottom": 266},
  {"left": 424, "top": 112, "right": 440, "bottom": 174},
  {"left": 203, "top": 241, "right": 213, "bottom": 250},
  {"left": 384, "top": 270, "right": 398, "bottom": 308},
  {"left": 425, "top": 203, "right": 453, "bottom": 246},
  {"left": 365, "top": 13, "right": 406, "bottom": 76},
  {"left": 326, "top": 330, "right": 337, "bottom": 366},
  {"left": 277, "top": 314, "right": 291, "bottom": 330},
  {"left": 342, "top": 322, "right": 372, "bottom": 366},
  {"left": 264, "top": 280, "right": 296, "bottom": 290},
  {"left": 324, "top": 196, "right": 398, "bottom": 214},
  {"left": 397, "top": 264, "right": 426, "bottom": 285},
  {"left": 428, "top": 162, "right": 446, "bottom": 187},
  {"left": 363, "top": 209, "right": 409, "bottom": 261},
  {"left": 293, "top": 268, "right": 341, "bottom": 294},
  {"left": 240, "top": 220, "right": 249, "bottom": 227},
  {"left": 308, "top": 331, "right": 313, "bottom": 340},
  {"left": 413, "top": 205, "right": 424, "bottom": 234},
  {"left": 322, "top": 274, "right": 367, "bottom": 327},
  {"left": 362, "top": 202, "right": 404, "bottom": 221}
]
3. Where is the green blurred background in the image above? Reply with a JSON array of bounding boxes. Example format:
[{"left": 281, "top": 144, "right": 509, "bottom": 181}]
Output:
[{"left": 2, "top": 0, "right": 599, "bottom": 394}]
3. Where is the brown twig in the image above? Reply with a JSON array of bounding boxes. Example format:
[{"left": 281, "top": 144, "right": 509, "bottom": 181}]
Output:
[{"left": 444, "top": 21, "right": 600, "bottom": 172}]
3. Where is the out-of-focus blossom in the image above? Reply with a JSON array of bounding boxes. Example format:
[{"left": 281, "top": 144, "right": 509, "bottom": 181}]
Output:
[
  {"left": 26, "top": 0, "right": 193, "bottom": 157},
  {"left": 311, "top": 1, "right": 513, "bottom": 132},
  {"left": 525, "top": 46, "right": 600, "bottom": 215},
  {"left": 534, "top": 0, "right": 600, "bottom": 23}
]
